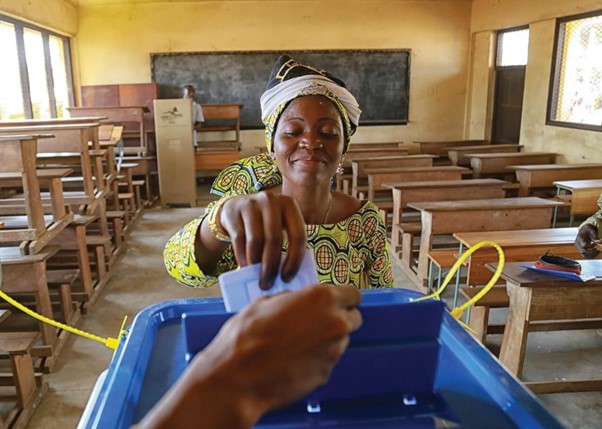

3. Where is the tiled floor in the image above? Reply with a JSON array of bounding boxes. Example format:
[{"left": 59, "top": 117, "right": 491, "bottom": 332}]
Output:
[{"left": 19, "top": 187, "right": 602, "bottom": 428}]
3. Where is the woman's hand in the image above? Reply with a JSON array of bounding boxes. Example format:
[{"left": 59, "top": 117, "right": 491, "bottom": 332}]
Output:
[
  {"left": 574, "top": 224, "right": 601, "bottom": 259},
  {"left": 219, "top": 192, "right": 307, "bottom": 289},
  {"left": 138, "top": 285, "right": 362, "bottom": 429}
]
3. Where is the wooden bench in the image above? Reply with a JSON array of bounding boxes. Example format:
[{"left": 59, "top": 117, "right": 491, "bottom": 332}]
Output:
[
  {"left": 335, "top": 148, "right": 410, "bottom": 191},
  {"left": 469, "top": 152, "right": 557, "bottom": 179},
  {"left": 414, "top": 140, "right": 488, "bottom": 157},
  {"left": 385, "top": 179, "right": 509, "bottom": 255},
  {"left": 552, "top": 179, "right": 602, "bottom": 226},
  {"left": 407, "top": 197, "right": 564, "bottom": 286},
  {"left": 0, "top": 135, "right": 74, "bottom": 254},
  {"left": 350, "top": 155, "right": 436, "bottom": 198},
  {"left": 508, "top": 163, "right": 602, "bottom": 197},
  {"left": 448, "top": 143, "right": 522, "bottom": 166},
  {"left": 0, "top": 329, "right": 47, "bottom": 429},
  {"left": 195, "top": 104, "right": 243, "bottom": 177},
  {"left": 0, "top": 246, "right": 66, "bottom": 372},
  {"left": 365, "top": 166, "right": 469, "bottom": 201}
]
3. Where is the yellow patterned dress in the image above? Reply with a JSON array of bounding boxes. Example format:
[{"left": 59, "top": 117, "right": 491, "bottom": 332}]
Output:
[{"left": 163, "top": 153, "right": 394, "bottom": 289}]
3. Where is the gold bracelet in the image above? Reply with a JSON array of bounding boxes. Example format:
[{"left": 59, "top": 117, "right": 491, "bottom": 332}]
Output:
[{"left": 207, "top": 196, "right": 232, "bottom": 242}]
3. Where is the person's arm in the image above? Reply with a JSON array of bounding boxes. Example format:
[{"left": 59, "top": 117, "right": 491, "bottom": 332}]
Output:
[
  {"left": 193, "top": 102, "right": 204, "bottom": 131},
  {"left": 136, "top": 284, "right": 363, "bottom": 429},
  {"left": 575, "top": 193, "right": 602, "bottom": 259}
]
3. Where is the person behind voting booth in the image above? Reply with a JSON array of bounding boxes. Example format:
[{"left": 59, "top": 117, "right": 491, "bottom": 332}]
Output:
[
  {"left": 181, "top": 84, "right": 205, "bottom": 147},
  {"left": 574, "top": 192, "right": 602, "bottom": 259},
  {"left": 164, "top": 55, "right": 394, "bottom": 290}
]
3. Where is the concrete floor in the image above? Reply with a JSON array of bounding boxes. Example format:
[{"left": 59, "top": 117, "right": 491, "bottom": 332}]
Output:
[{"left": 24, "top": 203, "right": 602, "bottom": 428}]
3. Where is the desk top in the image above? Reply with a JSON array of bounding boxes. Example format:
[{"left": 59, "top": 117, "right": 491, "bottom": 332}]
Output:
[
  {"left": 468, "top": 152, "right": 556, "bottom": 159},
  {"left": 383, "top": 178, "right": 506, "bottom": 190},
  {"left": 447, "top": 144, "right": 522, "bottom": 152},
  {"left": 69, "top": 105, "right": 150, "bottom": 113},
  {"left": 553, "top": 179, "right": 602, "bottom": 190},
  {"left": 453, "top": 227, "right": 578, "bottom": 247},
  {"left": 351, "top": 154, "right": 436, "bottom": 164},
  {"left": 414, "top": 140, "right": 487, "bottom": 146},
  {"left": 0, "top": 134, "right": 54, "bottom": 141},
  {"left": 0, "top": 168, "right": 73, "bottom": 181},
  {"left": 408, "top": 197, "right": 563, "bottom": 212},
  {"left": 0, "top": 123, "right": 100, "bottom": 132},
  {"left": 508, "top": 163, "right": 602, "bottom": 172},
  {"left": 365, "top": 166, "right": 468, "bottom": 174},
  {"left": 487, "top": 260, "right": 602, "bottom": 287}
]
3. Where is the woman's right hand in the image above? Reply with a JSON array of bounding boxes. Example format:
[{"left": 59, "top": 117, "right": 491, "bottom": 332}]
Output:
[
  {"left": 217, "top": 192, "right": 307, "bottom": 289},
  {"left": 574, "top": 224, "right": 601, "bottom": 259}
]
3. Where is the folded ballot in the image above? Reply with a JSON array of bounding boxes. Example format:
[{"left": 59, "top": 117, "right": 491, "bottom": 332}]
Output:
[{"left": 219, "top": 249, "right": 318, "bottom": 312}]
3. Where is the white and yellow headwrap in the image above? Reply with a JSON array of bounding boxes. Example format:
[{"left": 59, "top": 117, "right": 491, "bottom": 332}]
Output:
[{"left": 260, "top": 55, "right": 361, "bottom": 153}]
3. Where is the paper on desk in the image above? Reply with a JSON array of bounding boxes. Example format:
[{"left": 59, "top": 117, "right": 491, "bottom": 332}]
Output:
[
  {"left": 520, "top": 265, "right": 596, "bottom": 282},
  {"left": 219, "top": 249, "right": 318, "bottom": 312}
]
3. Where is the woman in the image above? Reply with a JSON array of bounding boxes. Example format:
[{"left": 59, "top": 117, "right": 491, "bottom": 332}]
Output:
[{"left": 164, "top": 55, "right": 394, "bottom": 290}]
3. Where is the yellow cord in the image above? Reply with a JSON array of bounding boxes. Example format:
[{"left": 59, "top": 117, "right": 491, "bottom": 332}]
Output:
[
  {"left": 413, "top": 240, "right": 505, "bottom": 323},
  {"left": 0, "top": 289, "right": 127, "bottom": 351}
]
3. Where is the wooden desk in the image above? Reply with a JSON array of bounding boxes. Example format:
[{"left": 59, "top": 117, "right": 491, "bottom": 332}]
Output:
[
  {"left": 407, "top": 197, "right": 563, "bottom": 283},
  {"left": 454, "top": 227, "right": 581, "bottom": 286},
  {"left": 488, "top": 260, "right": 602, "bottom": 394},
  {"left": 365, "top": 166, "right": 468, "bottom": 201},
  {"left": 199, "top": 104, "right": 243, "bottom": 146},
  {"left": 68, "top": 106, "right": 150, "bottom": 153},
  {"left": 350, "top": 155, "right": 436, "bottom": 197},
  {"left": 414, "top": 140, "right": 488, "bottom": 157},
  {"left": 508, "top": 164, "right": 602, "bottom": 197},
  {"left": 552, "top": 179, "right": 602, "bottom": 227},
  {"left": 448, "top": 144, "right": 522, "bottom": 166},
  {"left": 386, "top": 179, "right": 508, "bottom": 253},
  {"left": 469, "top": 152, "right": 557, "bottom": 179}
]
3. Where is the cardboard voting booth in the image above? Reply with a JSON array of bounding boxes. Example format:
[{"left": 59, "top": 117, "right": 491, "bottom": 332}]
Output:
[{"left": 153, "top": 99, "right": 197, "bottom": 207}]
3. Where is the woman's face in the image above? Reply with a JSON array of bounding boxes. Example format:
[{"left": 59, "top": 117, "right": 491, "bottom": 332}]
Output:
[{"left": 273, "top": 95, "right": 344, "bottom": 187}]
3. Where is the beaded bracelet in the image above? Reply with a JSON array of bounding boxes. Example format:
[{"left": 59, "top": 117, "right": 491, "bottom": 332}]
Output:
[{"left": 207, "top": 196, "right": 232, "bottom": 242}]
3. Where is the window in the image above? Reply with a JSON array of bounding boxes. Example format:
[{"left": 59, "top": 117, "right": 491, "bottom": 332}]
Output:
[
  {"left": 548, "top": 10, "right": 602, "bottom": 131},
  {"left": 0, "top": 14, "right": 74, "bottom": 120},
  {"left": 497, "top": 27, "right": 529, "bottom": 67}
]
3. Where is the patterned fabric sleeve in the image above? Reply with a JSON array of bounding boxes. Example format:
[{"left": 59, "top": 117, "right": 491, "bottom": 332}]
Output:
[
  {"left": 362, "top": 202, "right": 395, "bottom": 288},
  {"left": 580, "top": 193, "right": 602, "bottom": 231},
  {"left": 163, "top": 205, "right": 213, "bottom": 288}
]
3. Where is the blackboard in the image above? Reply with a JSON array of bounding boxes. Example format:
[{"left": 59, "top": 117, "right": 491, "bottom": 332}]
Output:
[{"left": 151, "top": 50, "right": 410, "bottom": 129}]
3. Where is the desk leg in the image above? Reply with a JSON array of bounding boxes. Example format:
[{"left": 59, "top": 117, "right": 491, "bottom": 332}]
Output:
[
  {"left": 417, "top": 213, "right": 434, "bottom": 281},
  {"left": 499, "top": 281, "right": 530, "bottom": 378}
]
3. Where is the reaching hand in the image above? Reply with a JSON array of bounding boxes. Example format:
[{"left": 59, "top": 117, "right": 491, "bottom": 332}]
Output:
[
  {"left": 574, "top": 224, "right": 601, "bottom": 259},
  {"left": 138, "top": 285, "right": 363, "bottom": 429},
  {"left": 218, "top": 193, "right": 307, "bottom": 289}
]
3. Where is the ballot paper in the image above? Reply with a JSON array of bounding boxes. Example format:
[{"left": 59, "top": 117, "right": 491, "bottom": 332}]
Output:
[{"left": 219, "top": 249, "right": 318, "bottom": 312}]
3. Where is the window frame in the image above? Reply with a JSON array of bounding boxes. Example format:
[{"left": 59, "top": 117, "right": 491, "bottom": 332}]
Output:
[
  {"left": 546, "top": 9, "right": 602, "bottom": 132},
  {"left": 0, "top": 13, "right": 74, "bottom": 119}
]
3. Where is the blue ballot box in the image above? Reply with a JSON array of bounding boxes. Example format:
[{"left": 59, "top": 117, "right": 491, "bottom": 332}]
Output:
[{"left": 81, "top": 289, "right": 563, "bottom": 428}]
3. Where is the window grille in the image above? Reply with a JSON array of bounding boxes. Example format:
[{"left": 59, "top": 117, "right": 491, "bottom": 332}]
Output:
[{"left": 548, "top": 11, "right": 602, "bottom": 131}]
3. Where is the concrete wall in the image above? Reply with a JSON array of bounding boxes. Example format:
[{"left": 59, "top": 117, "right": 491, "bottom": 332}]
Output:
[
  {"left": 469, "top": 0, "right": 602, "bottom": 163},
  {"left": 0, "top": 0, "right": 76, "bottom": 35},
  {"left": 74, "top": 1, "right": 473, "bottom": 156}
]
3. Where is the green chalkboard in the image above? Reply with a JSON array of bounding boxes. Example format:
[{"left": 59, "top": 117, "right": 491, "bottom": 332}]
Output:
[{"left": 151, "top": 50, "right": 410, "bottom": 129}]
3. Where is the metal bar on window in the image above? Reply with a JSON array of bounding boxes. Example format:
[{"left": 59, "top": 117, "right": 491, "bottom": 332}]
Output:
[
  {"left": 43, "top": 33, "right": 58, "bottom": 118},
  {"left": 14, "top": 24, "right": 33, "bottom": 119}
]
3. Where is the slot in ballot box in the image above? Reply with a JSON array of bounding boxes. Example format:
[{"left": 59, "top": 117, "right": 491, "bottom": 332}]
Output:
[{"left": 80, "top": 289, "right": 562, "bottom": 428}]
